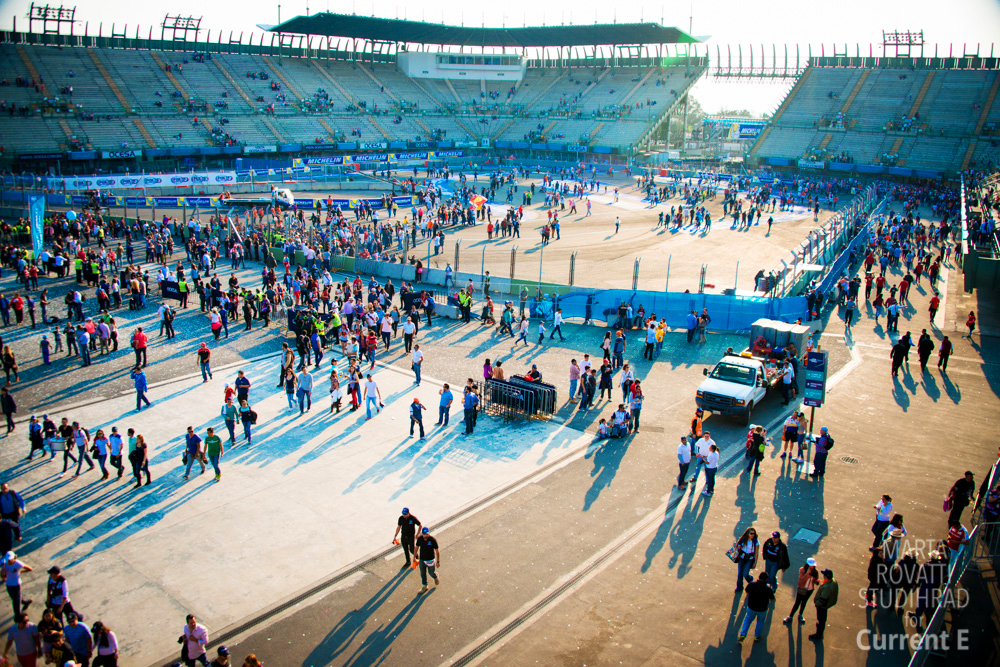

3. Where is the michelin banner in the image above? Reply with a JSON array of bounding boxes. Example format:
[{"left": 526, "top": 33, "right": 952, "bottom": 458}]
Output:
[{"left": 51, "top": 171, "right": 238, "bottom": 191}]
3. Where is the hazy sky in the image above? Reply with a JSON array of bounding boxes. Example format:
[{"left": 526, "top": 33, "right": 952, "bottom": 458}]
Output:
[{"left": 2, "top": 0, "right": 999, "bottom": 113}]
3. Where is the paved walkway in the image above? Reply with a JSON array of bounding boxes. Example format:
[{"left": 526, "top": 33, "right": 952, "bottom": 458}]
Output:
[
  {"left": 182, "top": 214, "right": 999, "bottom": 667},
  {"left": 2, "top": 351, "right": 592, "bottom": 663}
]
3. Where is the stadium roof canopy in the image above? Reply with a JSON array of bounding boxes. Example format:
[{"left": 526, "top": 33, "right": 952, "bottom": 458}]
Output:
[{"left": 270, "top": 13, "right": 698, "bottom": 47}]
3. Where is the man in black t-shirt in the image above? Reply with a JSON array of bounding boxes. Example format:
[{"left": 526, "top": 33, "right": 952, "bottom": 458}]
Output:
[
  {"left": 392, "top": 508, "right": 421, "bottom": 567},
  {"left": 415, "top": 527, "right": 440, "bottom": 594}
]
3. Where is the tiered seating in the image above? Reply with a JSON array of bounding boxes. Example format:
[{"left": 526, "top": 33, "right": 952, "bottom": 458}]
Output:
[
  {"left": 97, "top": 50, "right": 179, "bottom": 112},
  {"left": 0, "top": 117, "right": 64, "bottom": 153},
  {"left": 755, "top": 66, "right": 1000, "bottom": 173},
  {"left": 0, "top": 45, "right": 45, "bottom": 107},
  {"left": 24, "top": 45, "right": 125, "bottom": 112}
]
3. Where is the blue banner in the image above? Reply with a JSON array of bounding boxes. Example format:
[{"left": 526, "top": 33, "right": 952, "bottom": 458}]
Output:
[{"left": 28, "top": 195, "right": 45, "bottom": 258}]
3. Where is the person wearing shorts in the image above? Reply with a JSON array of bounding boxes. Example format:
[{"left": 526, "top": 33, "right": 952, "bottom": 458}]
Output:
[{"left": 780, "top": 413, "right": 798, "bottom": 459}]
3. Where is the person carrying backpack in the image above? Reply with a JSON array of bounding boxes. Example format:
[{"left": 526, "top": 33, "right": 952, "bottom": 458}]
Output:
[{"left": 809, "top": 427, "right": 834, "bottom": 478}]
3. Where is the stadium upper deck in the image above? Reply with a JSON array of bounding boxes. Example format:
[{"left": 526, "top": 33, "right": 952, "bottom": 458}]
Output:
[{"left": 0, "top": 15, "right": 706, "bottom": 165}]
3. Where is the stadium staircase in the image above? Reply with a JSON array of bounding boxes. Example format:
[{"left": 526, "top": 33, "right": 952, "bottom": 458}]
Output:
[
  {"left": 908, "top": 71, "right": 935, "bottom": 117},
  {"left": 491, "top": 118, "right": 515, "bottom": 140},
  {"left": 961, "top": 73, "right": 1000, "bottom": 170},
  {"left": 131, "top": 118, "right": 157, "bottom": 148},
  {"left": 452, "top": 117, "right": 479, "bottom": 139},
  {"left": 367, "top": 117, "right": 392, "bottom": 140},
  {"left": 838, "top": 69, "right": 869, "bottom": 115},
  {"left": 523, "top": 70, "right": 568, "bottom": 111},
  {"left": 316, "top": 118, "right": 338, "bottom": 142},
  {"left": 57, "top": 119, "right": 75, "bottom": 146},
  {"left": 261, "top": 117, "right": 286, "bottom": 143},
  {"left": 620, "top": 69, "right": 656, "bottom": 103},
  {"left": 197, "top": 117, "right": 217, "bottom": 146},
  {"left": 356, "top": 63, "right": 397, "bottom": 103},
  {"left": 750, "top": 68, "right": 812, "bottom": 155},
  {"left": 310, "top": 62, "right": 356, "bottom": 105},
  {"left": 888, "top": 136, "right": 905, "bottom": 156},
  {"left": 444, "top": 79, "right": 463, "bottom": 105},
  {"left": 14, "top": 45, "right": 44, "bottom": 94},
  {"left": 818, "top": 133, "right": 834, "bottom": 150},
  {"left": 87, "top": 49, "right": 134, "bottom": 113},
  {"left": 149, "top": 52, "right": 189, "bottom": 101},
  {"left": 261, "top": 56, "right": 303, "bottom": 100},
  {"left": 212, "top": 58, "right": 254, "bottom": 107},
  {"left": 588, "top": 122, "right": 606, "bottom": 146},
  {"left": 404, "top": 76, "right": 446, "bottom": 112},
  {"left": 413, "top": 117, "right": 434, "bottom": 139},
  {"left": 542, "top": 119, "right": 559, "bottom": 138}
]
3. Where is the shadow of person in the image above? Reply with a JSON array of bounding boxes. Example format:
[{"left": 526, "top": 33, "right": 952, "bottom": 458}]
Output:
[
  {"left": 891, "top": 378, "right": 910, "bottom": 411},
  {"left": 666, "top": 491, "right": 711, "bottom": 579},
  {"left": 939, "top": 371, "right": 961, "bottom": 404},
  {"left": 582, "top": 438, "right": 631, "bottom": 511}
]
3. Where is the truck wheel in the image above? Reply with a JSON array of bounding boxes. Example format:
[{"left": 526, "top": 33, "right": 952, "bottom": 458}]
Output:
[{"left": 742, "top": 404, "right": 753, "bottom": 426}]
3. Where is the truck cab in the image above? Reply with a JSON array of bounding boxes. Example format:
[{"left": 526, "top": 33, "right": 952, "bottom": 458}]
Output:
[
  {"left": 696, "top": 355, "right": 772, "bottom": 425},
  {"left": 271, "top": 188, "right": 294, "bottom": 209}
]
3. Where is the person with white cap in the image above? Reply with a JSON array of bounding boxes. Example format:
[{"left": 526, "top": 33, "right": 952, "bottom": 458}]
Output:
[
  {"left": 1, "top": 551, "right": 32, "bottom": 617},
  {"left": 783, "top": 557, "right": 819, "bottom": 624}
]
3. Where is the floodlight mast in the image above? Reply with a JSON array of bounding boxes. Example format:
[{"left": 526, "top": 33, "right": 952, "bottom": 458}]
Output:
[
  {"left": 27, "top": 3, "right": 77, "bottom": 35},
  {"left": 161, "top": 14, "right": 203, "bottom": 42},
  {"left": 882, "top": 30, "right": 925, "bottom": 57}
]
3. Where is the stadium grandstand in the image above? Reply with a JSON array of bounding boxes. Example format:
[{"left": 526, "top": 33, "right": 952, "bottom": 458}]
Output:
[
  {"left": 0, "top": 11, "right": 705, "bottom": 171},
  {"left": 749, "top": 37, "right": 1000, "bottom": 178}
]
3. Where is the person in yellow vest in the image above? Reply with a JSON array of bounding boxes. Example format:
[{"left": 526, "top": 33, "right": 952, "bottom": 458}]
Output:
[
  {"left": 74, "top": 257, "right": 84, "bottom": 283},
  {"left": 329, "top": 309, "right": 342, "bottom": 339},
  {"left": 89, "top": 260, "right": 99, "bottom": 286},
  {"left": 179, "top": 278, "right": 189, "bottom": 308}
]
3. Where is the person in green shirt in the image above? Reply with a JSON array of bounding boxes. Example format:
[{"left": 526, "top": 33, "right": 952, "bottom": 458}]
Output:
[{"left": 204, "top": 427, "right": 224, "bottom": 481}]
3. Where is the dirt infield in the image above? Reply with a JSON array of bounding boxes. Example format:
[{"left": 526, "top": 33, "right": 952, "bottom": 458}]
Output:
[{"left": 429, "top": 176, "right": 846, "bottom": 293}]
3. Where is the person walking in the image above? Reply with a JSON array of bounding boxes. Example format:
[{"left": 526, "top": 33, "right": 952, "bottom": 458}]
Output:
[
  {"left": 890, "top": 340, "right": 906, "bottom": 377},
  {"left": 238, "top": 400, "right": 255, "bottom": 445},
  {"left": 568, "top": 360, "right": 581, "bottom": 404},
  {"left": 220, "top": 398, "right": 238, "bottom": 445},
  {"left": 363, "top": 374, "right": 382, "bottom": 420},
  {"left": 196, "top": 343, "right": 213, "bottom": 382},
  {"left": 0, "top": 485, "right": 23, "bottom": 541},
  {"left": 1, "top": 551, "right": 32, "bottom": 617},
  {"left": 733, "top": 527, "right": 760, "bottom": 593},
  {"left": 45, "top": 566, "right": 79, "bottom": 625},
  {"left": 783, "top": 558, "right": 820, "bottom": 625},
  {"left": 676, "top": 436, "right": 691, "bottom": 489},
  {"left": 392, "top": 508, "right": 422, "bottom": 568},
  {"left": 71, "top": 422, "right": 94, "bottom": 477},
  {"left": 550, "top": 308, "right": 566, "bottom": 341},
  {"left": 0, "top": 388, "right": 15, "bottom": 435},
  {"left": 871, "top": 495, "right": 894, "bottom": 549},
  {"left": 131, "top": 327, "right": 148, "bottom": 367},
  {"left": 297, "top": 368, "right": 314, "bottom": 415},
  {"left": 938, "top": 336, "right": 953, "bottom": 371},
  {"left": 183, "top": 426, "right": 206, "bottom": 480},
  {"left": 917, "top": 330, "right": 934, "bottom": 372},
  {"left": 865, "top": 546, "right": 888, "bottom": 608},
  {"left": 964, "top": 311, "right": 976, "bottom": 339},
  {"left": 809, "top": 569, "right": 839, "bottom": 641},
  {"left": 737, "top": 572, "right": 775, "bottom": 643},
  {"left": 409, "top": 398, "right": 426, "bottom": 439},
  {"left": 411, "top": 344, "right": 423, "bottom": 386},
  {"left": 3, "top": 612, "right": 41, "bottom": 667},
  {"left": 415, "top": 527, "right": 440, "bottom": 594},
  {"left": 182, "top": 614, "right": 209, "bottom": 667},
  {"left": 205, "top": 427, "right": 223, "bottom": 481},
  {"left": 131, "top": 367, "right": 151, "bottom": 412},
  {"left": 946, "top": 471, "right": 976, "bottom": 524},
  {"left": 437, "top": 384, "right": 453, "bottom": 427},
  {"left": 688, "top": 430, "right": 716, "bottom": 484},
  {"left": 761, "top": 531, "right": 790, "bottom": 592},
  {"left": 515, "top": 316, "right": 529, "bottom": 346},
  {"left": 130, "top": 433, "right": 151, "bottom": 488},
  {"left": 62, "top": 612, "right": 92, "bottom": 665}
]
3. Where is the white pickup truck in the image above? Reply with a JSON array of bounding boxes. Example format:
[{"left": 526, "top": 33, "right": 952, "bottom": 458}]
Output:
[{"left": 695, "top": 354, "right": 782, "bottom": 425}]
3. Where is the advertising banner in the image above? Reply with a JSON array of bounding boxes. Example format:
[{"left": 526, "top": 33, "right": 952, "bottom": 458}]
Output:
[
  {"left": 56, "top": 171, "right": 237, "bottom": 191},
  {"left": 102, "top": 149, "right": 142, "bottom": 159},
  {"left": 28, "top": 194, "right": 45, "bottom": 258}
]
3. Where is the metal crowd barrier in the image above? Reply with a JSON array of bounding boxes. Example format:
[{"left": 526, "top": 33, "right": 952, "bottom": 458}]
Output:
[
  {"left": 480, "top": 379, "right": 530, "bottom": 422},
  {"left": 507, "top": 375, "right": 558, "bottom": 416},
  {"left": 906, "top": 525, "right": 981, "bottom": 667}
]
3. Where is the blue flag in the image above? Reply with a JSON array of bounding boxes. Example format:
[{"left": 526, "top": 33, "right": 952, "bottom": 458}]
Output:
[{"left": 28, "top": 194, "right": 45, "bottom": 259}]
